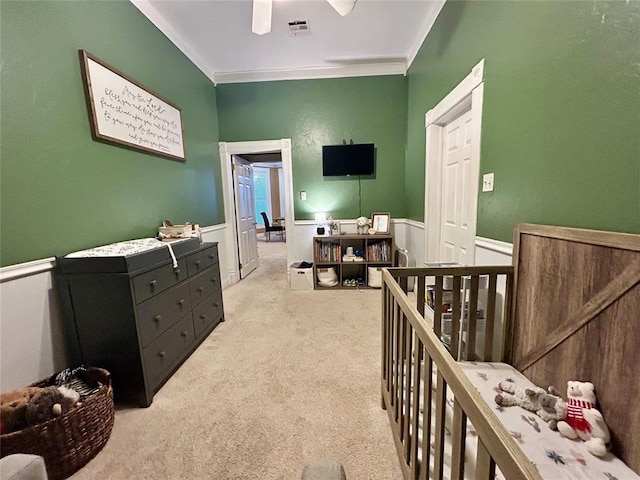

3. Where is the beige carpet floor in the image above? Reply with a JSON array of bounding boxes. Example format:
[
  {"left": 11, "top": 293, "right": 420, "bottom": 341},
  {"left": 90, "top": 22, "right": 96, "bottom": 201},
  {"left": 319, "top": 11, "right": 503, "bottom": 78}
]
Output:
[{"left": 71, "top": 239, "right": 402, "bottom": 479}]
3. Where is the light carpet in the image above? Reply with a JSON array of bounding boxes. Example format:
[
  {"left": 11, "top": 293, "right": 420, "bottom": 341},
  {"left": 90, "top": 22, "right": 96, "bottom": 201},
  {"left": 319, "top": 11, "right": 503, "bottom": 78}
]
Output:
[{"left": 71, "top": 239, "right": 402, "bottom": 479}]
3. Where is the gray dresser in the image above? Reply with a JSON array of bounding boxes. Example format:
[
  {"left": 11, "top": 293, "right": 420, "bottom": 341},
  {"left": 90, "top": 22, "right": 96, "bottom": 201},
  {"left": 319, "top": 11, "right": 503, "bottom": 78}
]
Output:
[{"left": 57, "top": 238, "right": 224, "bottom": 407}]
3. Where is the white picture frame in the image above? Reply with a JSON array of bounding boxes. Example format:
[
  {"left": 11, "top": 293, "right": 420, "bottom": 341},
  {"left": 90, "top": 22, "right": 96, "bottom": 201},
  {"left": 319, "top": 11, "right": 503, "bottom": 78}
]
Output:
[{"left": 371, "top": 212, "right": 390, "bottom": 234}]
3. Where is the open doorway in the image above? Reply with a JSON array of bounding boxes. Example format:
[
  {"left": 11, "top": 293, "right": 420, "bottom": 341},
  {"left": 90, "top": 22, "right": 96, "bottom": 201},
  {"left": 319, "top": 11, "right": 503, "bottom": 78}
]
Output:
[
  {"left": 239, "top": 152, "right": 286, "bottom": 242},
  {"left": 219, "top": 139, "right": 294, "bottom": 285}
]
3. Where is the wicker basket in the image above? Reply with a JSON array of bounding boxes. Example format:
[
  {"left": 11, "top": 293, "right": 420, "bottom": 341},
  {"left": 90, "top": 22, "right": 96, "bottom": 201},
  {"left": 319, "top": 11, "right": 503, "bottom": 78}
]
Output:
[{"left": 0, "top": 367, "right": 114, "bottom": 480}]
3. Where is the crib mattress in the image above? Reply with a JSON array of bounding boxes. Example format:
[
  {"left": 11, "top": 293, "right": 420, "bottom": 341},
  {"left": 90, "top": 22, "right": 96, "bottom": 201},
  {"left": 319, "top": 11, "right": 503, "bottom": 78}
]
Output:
[{"left": 446, "top": 362, "right": 639, "bottom": 479}]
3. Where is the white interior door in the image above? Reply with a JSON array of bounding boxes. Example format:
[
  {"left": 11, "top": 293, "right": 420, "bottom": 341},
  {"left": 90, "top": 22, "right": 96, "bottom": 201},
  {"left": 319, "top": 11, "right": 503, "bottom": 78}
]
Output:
[
  {"left": 424, "top": 60, "right": 484, "bottom": 267},
  {"left": 440, "top": 109, "right": 474, "bottom": 264},
  {"left": 233, "top": 156, "right": 259, "bottom": 278}
]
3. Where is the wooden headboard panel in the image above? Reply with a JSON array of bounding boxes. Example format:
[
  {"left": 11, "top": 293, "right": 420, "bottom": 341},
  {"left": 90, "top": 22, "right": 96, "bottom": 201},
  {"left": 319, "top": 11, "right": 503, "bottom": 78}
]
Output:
[{"left": 508, "top": 224, "right": 640, "bottom": 472}]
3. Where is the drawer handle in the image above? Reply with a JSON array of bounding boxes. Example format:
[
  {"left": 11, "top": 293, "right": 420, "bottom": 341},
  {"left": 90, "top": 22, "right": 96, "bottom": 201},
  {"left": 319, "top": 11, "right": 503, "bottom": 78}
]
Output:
[
  {"left": 158, "top": 350, "right": 166, "bottom": 358},
  {"left": 150, "top": 280, "right": 157, "bottom": 287},
  {"left": 181, "top": 330, "right": 188, "bottom": 337},
  {"left": 200, "top": 314, "right": 206, "bottom": 320},
  {"left": 177, "top": 299, "right": 185, "bottom": 306},
  {"left": 154, "top": 315, "right": 162, "bottom": 323},
  {"left": 174, "top": 268, "right": 181, "bottom": 275},
  {"left": 213, "top": 302, "right": 219, "bottom": 308},
  {"left": 197, "top": 287, "right": 204, "bottom": 293},
  {"left": 210, "top": 278, "right": 217, "bottom": 283},
  {"left": 208, "top": 254, "right": 215, "bottom": 259},
  {"left": 195, "top": 260, "right": 201, "bottom": 266}
]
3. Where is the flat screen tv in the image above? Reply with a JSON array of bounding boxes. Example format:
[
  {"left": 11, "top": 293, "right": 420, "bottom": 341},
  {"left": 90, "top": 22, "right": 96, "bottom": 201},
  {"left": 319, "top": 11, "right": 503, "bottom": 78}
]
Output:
[{"left": 322, "top": 143, "right": 374, "bottom": 176}]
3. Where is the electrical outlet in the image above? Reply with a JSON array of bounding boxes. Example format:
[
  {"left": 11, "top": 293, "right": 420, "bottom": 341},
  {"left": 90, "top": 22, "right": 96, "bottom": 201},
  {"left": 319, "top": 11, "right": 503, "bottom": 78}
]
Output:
[
  {"left": 482, "top": 173, "right": 494, "bottom": 192},
  {"left": 300, "top": 191, "right": 307, "bottom": 201}
]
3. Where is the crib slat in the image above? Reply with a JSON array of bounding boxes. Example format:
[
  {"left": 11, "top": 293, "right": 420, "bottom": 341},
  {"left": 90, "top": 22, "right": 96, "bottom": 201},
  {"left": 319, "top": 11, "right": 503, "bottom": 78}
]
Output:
[
  {"left": 433, "top": 372, "right": 447, "bottom": 480},
  {"left": 433, "top": 276, "right": 443, "bottom": 339},
  {"left": 483, "top": 273, "right": 497, "bottom": 361},
  {"left": 403, "top": 320, "right": 413, "bottom": 458},
  {"left": 466, "top": 275, "right": 479, "bottom": 360},
  {"left": 391, "top": 300, "right": 399, "bottom": 410},
  {"left": 394, "top": 303, "right": 403, "bottom": 420},
  {"left": 410, "top": 335, "right": 422, "bottom": 479},
  {"left": 450, "top": 276, "right": 462, "bottom": 360},
  {"left": 419, "top": 358, "right": 433, "bottom": 480},
  {"left": 417, "top": 275, "right": 426, "bottom": 317},
  {"left": 382, "top": 286, "right": 389, "bottom": 401},
  {"left": 450, "top": 400, "right": 467, "bottom": 480},
  {"left": 502, "top": 272, "right": 515, "bottom": 363},
  {"left": 475, "top": 438, "right": 496, "bottom": 480},
  {"left": 399, "top": 313, "right": 408, "bottom": 438},
  {"left": 386, "top": 293, "right": 394, "bottom": 396}
]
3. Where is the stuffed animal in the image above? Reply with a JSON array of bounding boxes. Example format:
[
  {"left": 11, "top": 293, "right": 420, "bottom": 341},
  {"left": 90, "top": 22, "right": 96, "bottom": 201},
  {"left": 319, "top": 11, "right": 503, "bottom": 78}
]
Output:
[
  {"left": 0, "top": 386, "right": 43, "bottom": 434},
  {"left": 495, "top": 380, "right": 547, "bottom": 413},
  {"left": 556, "top": 381, "right": 610, "bottom": 457},
  {"left": 25, "top": 386, "right": 80, "bottom": 426},
  {"left": 356, "top": 216, "right": 370, "bottom": 235},
  {"left": 537, "top": 386, "right": 567, "bottom": 430}
]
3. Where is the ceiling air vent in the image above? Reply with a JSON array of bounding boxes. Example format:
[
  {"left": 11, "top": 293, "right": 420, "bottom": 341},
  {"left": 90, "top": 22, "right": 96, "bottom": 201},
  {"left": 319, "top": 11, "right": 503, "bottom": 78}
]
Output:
[{"left": 288, "top": 20, "right": 311, "bottom": 36}]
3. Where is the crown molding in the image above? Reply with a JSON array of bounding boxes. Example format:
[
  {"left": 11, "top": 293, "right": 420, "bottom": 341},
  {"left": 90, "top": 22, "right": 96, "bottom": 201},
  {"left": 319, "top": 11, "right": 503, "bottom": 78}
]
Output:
[
  {"left": 406, "top": 0, "right": 446, "bottom": 70},
  {"left": 130, "top": 0, "right": 217, "bottom": 84},
  {"left": 214, "top": 62, "right": 407, "bottom": 85}
]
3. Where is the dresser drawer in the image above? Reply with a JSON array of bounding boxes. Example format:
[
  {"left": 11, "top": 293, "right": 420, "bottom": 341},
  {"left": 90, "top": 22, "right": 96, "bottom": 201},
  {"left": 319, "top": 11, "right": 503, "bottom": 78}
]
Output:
[
  {"left": 186, "top": 246, "right": 218, "bottom": 277},
  {"left": 143, "top": 314, "right": 195, "bottom": 387},
  {"left": 132, "top": 258, "right": 187, "bottom": 304},
  {"left": 136, "top": 282, "right": 192, "bottom": 347},
  {"left": 192, "top": 291, "right": 223, "bottom": 336},
  {"left": 188, "top": 268, "right": 221, "bottom": 305}
]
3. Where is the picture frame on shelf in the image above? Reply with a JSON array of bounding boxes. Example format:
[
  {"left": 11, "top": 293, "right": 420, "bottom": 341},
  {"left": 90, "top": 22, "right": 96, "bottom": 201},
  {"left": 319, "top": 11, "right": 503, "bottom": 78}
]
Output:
[{"left": 371, "top": 212, "right": 390, "bottom": 234}]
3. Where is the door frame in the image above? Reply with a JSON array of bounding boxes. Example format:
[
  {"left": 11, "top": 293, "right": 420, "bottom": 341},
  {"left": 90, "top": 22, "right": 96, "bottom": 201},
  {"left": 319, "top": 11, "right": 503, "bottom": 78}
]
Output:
[
  {"left": 424, "top": 59, "right": 485, "bottom": 264},
  {"left": 219, "top": 139, "right": 294, "bottom": 284}
]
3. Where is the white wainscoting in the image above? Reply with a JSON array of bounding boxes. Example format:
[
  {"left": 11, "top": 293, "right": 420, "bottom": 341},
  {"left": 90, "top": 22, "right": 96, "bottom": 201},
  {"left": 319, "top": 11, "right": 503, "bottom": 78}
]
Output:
[
  {"left": 0, "top": 220, "right": 513, "bottom": 391},
  {"left": 0, "top": 225, "right": 233, "bottom": 392},
  {"left": 0, "top": 266, "right": 68, "bottom": 391}
]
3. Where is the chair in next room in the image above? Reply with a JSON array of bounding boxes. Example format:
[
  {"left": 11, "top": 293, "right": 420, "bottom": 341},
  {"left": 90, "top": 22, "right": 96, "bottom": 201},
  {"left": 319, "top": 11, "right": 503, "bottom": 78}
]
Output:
[{"left": 260, "top": 212, "right": 285, "bottom": 241}]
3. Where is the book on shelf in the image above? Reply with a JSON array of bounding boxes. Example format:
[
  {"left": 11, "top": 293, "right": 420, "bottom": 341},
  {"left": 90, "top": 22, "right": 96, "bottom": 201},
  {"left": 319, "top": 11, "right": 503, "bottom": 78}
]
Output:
[{"left": 366, "top": 240, "right": 390, "bottom": 262}]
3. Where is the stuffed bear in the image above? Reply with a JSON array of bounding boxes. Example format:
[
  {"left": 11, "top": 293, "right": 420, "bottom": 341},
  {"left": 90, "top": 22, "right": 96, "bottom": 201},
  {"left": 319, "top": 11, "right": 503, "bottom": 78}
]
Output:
[
  {"left": 536, "top": 386, "right": 567, "bottom": 430},
  {"left": 495, "top": 380, "right": 546, "bottom": 413},
  {"left": 0, "top": 386, "right": 43, "bottom": 434},
  {"left": 356, "top": 216, "right": 370, "bottom": 235},
  {"left": 25, "top": 386, "right": 80, "bottom": 426},
  {"left": 556, "top": 381, "right": 610, "bottom": 457}
]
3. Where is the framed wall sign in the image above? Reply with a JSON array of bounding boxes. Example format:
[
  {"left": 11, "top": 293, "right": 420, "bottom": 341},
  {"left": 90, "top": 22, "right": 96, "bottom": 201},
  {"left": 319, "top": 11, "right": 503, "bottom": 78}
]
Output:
[
  {"left": 79, "top": 50, "right": 186, "bottom": 162},
  {"left": 372, "top": 212, "right": 391, "bottom": 234}
]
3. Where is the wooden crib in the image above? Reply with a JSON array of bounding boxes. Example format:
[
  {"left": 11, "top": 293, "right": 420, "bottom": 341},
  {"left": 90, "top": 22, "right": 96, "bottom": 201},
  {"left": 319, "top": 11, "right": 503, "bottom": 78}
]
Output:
[{"left": 381, "top": 223, "right": 640, "bottom": 479}]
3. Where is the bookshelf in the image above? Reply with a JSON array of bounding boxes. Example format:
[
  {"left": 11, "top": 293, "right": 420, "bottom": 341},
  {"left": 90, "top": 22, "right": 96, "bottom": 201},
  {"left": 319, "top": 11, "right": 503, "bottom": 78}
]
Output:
[{"left": 312, "top": 234, "right": 394, "bottom": 289}]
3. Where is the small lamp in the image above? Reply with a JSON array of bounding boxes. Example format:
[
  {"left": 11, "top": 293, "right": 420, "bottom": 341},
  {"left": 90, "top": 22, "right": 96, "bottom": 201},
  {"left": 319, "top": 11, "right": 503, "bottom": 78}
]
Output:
[{"left": 315, "top": 212, "right": 326, "bottom": 235}]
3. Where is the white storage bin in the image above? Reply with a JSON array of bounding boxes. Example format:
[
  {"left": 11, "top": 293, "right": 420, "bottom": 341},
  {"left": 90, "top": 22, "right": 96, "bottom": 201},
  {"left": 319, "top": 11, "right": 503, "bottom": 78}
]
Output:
[
  {"left": 367, "top": 266, "right": 383, "bottom": 288},
  {"left": 290, "top": 263, "right": 314, "bottom": 290}
]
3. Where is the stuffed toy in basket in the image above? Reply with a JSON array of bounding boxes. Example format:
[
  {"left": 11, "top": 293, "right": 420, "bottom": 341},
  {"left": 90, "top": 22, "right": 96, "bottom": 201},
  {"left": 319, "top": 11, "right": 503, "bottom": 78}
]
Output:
[{"left": 0, "top": 367, "right": 114, "bottom": 480}]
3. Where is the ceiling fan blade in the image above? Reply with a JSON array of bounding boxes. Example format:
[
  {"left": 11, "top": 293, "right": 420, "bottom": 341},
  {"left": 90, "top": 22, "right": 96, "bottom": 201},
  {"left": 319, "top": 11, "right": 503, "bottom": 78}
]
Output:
[
  {"left": 252, "top": 0, "right": 272, "bottom": 35},
  {"left": 326, "top": 0, "right": 357, "bottom": 16}
]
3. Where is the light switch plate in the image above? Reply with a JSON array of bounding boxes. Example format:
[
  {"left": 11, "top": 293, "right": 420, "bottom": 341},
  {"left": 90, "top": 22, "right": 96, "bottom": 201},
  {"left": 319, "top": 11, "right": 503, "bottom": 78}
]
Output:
[
  {"left": 482, "top": 173, "right": 494, "bottom": 192},
  {"left": 300, "top": 191, "right": 307, "bottom": 201}
]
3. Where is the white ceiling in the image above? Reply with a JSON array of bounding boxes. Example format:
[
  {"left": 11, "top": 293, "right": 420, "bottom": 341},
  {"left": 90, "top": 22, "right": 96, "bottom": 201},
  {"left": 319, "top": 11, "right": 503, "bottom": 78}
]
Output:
[{"left": 132, "top": 0, "right": 445, "bottom": 84}]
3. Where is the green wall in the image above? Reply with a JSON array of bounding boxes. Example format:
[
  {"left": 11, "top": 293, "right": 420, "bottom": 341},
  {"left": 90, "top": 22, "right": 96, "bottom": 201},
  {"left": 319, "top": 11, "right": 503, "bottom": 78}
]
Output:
[
  {"left": 406, "top": 1, "right": 640, "bottom": 241},
  {"left": 0, "top": 0, "right": 223, "bottom": 266},
  {"left": 216, "top": 76, "right": 407, "bottom": 220}
]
